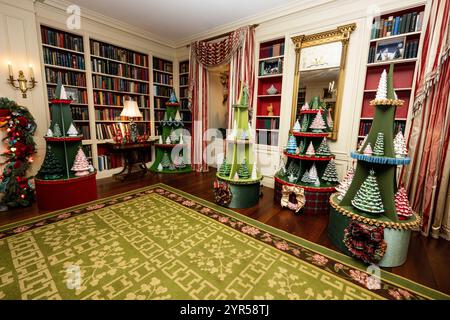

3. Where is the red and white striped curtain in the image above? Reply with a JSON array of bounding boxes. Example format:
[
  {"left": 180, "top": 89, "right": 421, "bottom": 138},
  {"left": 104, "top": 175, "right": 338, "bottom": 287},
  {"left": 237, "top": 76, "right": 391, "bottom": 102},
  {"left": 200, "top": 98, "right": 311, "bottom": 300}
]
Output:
[
  {"left": 188, "top": 26, "right": 255, "bottom": 172},
  {"left": 402, "top": 0, "right": 450, "bottom": 239}
]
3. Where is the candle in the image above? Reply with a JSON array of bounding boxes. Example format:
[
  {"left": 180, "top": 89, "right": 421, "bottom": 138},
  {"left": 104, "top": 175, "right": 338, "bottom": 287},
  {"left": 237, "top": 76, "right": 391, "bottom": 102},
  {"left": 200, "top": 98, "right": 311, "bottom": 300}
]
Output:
[
  {"left": 7, "top": 61, "right": 12, "bottom": 77},
  {"left": 28, "top": 64, "right": 34, "bottom": 79}
]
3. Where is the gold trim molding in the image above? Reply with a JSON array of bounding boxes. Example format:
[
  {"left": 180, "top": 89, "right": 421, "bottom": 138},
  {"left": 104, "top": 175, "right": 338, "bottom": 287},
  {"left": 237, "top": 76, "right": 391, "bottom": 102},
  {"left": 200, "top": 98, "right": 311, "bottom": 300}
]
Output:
[{"left": 290, "top": 23, "right": 356, "bottom": 140}]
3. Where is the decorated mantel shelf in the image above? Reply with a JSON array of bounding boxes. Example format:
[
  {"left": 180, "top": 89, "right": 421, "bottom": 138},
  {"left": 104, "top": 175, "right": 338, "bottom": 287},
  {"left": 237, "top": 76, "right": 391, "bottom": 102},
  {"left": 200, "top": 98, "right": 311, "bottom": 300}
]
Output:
[
  {"left": 149, "top": 91, "right": 191, "bottom": 174},
  {"left": 35, "top": 80, "right": 97, "bottom": 210},
  {"left": 215, "top": 85, "right": 263, "bottom": 209},
  {"left": 328, "top": 65, "right": 420, "bottom": 268},
  {"left": 274, "top": 96, "right": 338, "bottom": 215}
]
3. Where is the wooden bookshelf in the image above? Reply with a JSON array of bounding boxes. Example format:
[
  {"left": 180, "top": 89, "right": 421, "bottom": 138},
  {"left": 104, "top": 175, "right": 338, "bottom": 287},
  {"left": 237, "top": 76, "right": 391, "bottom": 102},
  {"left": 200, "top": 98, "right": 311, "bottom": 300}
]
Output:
[
  {"left": 179, "top": 60, "right": 192, "bottom": 134},
  {"left": 255, "top": 38, "right": 285, "bottom": 146},
  {"left": 357, "top": 5, "right": 425, "bottom": 145},
  {"left": 90, "top": 38, "right": 151, "bottom": 173},
  {"left": 152, "top": 56, "right": 174, "bottom": 135}
]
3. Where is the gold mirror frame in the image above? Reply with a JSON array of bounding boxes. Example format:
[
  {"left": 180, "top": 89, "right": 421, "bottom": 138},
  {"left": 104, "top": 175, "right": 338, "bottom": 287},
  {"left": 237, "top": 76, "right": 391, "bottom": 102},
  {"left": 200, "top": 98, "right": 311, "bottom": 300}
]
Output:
[{"left": 290, "top": 23, "right": 356, "bottom": 140}]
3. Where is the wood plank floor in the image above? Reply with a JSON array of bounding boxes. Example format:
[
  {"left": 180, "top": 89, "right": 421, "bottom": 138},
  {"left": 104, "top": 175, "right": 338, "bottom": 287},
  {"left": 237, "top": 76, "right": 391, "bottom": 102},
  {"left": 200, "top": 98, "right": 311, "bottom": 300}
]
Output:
[{"left": 1, "top": 170, "right": 449, "bottom": 295}]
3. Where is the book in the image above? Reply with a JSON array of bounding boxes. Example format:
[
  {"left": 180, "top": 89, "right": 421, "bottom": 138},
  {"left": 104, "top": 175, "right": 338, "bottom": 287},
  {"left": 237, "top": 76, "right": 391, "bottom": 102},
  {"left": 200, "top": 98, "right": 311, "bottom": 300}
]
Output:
[{"left": 411, "top": 12, "right": 417, "bottom": 32}]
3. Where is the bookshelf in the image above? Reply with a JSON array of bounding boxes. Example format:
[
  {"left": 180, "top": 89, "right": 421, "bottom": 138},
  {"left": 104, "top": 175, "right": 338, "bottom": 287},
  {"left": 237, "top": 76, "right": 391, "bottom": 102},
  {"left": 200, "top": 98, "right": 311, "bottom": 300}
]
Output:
[
  {"left": 179, "top": 60, "right": 192, "bottom": 133},
  {"left": 90, "top": 38, "right": 151, "bottom": 173},
  {"left": 153, "top": 57, "right": 173, "bottom": 135},
  {"left": 255, "top": 38, "right": 285, "bottom": 146},
  {"left": 357, "top": 5, "right": 425, "bottom": 147},
  {"left": 40, "top": 25, "right": 92, "bottom": 162}
]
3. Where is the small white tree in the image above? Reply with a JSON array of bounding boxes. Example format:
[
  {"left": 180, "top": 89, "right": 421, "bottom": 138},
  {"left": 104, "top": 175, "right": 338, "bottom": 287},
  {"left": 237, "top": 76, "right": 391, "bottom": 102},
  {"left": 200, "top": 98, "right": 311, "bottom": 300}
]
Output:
[{"left": 375, "top": 69, "right": 387, "bottom": 100}]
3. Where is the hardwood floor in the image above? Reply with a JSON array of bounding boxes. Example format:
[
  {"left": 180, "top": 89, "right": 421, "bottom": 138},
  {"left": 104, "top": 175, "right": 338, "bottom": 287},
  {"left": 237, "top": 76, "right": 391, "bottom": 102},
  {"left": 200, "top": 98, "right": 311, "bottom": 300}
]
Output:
[{"left": 1, "top": 170, "right": 449, "bottom": 295}]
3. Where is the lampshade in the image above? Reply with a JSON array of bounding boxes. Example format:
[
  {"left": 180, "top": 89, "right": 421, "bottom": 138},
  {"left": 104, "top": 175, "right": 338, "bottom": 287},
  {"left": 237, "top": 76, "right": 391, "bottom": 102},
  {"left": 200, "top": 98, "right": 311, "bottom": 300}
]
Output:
[{"left": 120, "top": 100, "right": 142, "bottom": 118}]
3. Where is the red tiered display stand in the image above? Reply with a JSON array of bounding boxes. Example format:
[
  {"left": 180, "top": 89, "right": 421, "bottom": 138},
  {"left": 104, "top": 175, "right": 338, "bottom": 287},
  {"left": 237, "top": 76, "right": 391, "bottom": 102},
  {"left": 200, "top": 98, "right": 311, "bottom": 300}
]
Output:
[{"left": 35, "top": 173, "right": 97, "bottom": 211}]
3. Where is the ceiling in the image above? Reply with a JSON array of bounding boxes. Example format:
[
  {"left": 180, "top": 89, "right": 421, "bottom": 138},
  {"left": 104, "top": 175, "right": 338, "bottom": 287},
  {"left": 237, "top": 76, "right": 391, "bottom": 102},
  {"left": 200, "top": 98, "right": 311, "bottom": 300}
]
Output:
[{"left": 70, "top": 0, "right": 299, "bottom": 44}]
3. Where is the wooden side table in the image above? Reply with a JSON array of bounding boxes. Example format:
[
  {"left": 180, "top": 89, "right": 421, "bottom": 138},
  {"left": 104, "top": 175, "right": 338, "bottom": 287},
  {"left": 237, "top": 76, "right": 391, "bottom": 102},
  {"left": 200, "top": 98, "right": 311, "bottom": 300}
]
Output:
[{"left": 106, "top": 141, "right": 155, "bottom": 180}]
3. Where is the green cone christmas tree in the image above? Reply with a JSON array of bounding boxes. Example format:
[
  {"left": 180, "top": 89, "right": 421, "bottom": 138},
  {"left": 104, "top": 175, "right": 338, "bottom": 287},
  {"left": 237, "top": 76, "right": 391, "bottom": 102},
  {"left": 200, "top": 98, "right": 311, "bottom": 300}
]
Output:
[
  {"left": 38, "top": 146, "right": 64, "bottom": 180},
  {"left": 160, "top": 151, "right": 171, "bottom": 169},
  {"left": 322, "top": 160, "right": 339, "bottom": 183},
  {"left": 316, "top": 138, "right": 331, "bottom": 156},
  {"left": 218, "top": 158, "right": 231, "bottom": 177},
  {"left": 351, "top": 170, "right": 384, "bottom": 214},
  {"left": 237, "top": 159, "right": 250, "bottom": 179},
  {"left": 373, "top": 132, "right": 384, "bottom": 156}
]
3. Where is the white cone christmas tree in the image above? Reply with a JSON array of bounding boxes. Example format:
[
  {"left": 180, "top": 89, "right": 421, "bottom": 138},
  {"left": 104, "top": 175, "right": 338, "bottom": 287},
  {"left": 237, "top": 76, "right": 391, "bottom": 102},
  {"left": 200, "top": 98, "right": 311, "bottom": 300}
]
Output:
[
  {"left": 375, "top": 69, "right": 387, "bottom": 100},
  {"left": 71, "top": 147, "right": 90, "bottom": 176},
  {"left": 158, "top": 136, "right": 163, "bottom": 144},
  {"left": 301, "top": 102, "right": 310, "bottom": 110},
  {"left": 394, "top": 131, "right": 408, "bottom": 157},
  {"left": 305, "top": 141, "right": 315, "bottom": 156},
  {"left": 308, "top": 163, "right": 319, "bottom": 184},
  {"left": 301, "top": 169, "right": 310, "bottom": 183},
  {"left": 351, "top": 170, "right": 384, "bottom": 214},
  {"left": 293, "top": 119, "right": 301, "bottom": 132},
  {"left": 336, "top": 167, "right": 354, "bottom": 200},
  {"left": 67, "top": 123, "right": 78, "bottom": 137},
  {"left": 46, "top": 128, "right": 53, "bottom": 137},
  {"left": 373, "top": 132, "right": 384, "bottom": 156},
  {"left": 174, "top": 110, "right": 182, "bottom": 122},
  {"left": 53, "top": 123, "right": 62, "bottom": 137},
  {"left": 395, "top": 187, "right": 413, "bottom": 218},
  {"left": 309, "top": 110, "right": 327, "bottom": 132},
  {"left": 165, "top": 136, "right": 171, "bottom": 144}
]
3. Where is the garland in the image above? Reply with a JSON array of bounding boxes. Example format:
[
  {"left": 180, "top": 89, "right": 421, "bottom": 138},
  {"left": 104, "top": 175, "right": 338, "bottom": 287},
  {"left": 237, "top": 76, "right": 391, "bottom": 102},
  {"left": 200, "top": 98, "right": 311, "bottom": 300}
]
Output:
[
  {"left": 280, "top": 185, "right": 305, "bottom": 213},
  {"left": 213, "top": 180, "right": 232, "bottom": 207},
  {"left": 0, "top": 98, "right": 37, "bottom": 207}
]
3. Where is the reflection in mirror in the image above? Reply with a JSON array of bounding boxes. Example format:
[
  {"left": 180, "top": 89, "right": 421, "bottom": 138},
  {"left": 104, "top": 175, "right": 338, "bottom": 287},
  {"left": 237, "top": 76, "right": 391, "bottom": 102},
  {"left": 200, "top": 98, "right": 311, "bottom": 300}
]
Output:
[{"left": 291, "top": 24, "right": 356, "bottom": 140}]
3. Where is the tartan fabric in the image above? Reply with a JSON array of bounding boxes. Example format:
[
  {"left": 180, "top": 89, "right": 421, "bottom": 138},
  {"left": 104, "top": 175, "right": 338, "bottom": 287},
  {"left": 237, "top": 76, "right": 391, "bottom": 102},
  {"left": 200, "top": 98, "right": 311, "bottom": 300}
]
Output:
[{"left": 274, "top": 179, "right": 332, "bottom": 215}]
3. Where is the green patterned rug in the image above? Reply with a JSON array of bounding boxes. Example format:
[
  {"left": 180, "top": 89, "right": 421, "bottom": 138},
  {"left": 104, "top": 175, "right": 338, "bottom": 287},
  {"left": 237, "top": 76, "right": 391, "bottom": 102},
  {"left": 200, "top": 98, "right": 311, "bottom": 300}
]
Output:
[{"left": 0, "top": 183, "right": 448, "bottom": 300}]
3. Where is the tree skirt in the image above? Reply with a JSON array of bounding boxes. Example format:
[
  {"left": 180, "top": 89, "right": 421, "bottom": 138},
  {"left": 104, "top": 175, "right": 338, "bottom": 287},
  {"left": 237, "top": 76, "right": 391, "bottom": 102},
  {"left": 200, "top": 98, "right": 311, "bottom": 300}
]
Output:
[{"left": 0, "top": 184, "right": 448, "bottom": 300}]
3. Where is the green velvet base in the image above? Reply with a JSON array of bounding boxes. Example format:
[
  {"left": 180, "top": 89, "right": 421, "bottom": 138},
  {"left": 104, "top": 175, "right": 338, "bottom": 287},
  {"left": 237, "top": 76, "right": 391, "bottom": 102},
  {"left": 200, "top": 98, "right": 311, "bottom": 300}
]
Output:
[
  {"left": 328, "top": 206, "right": 411, "bottom": 267},
  {"left": 218, "top": 179, "right": 260, "bottom": 209},
  {"left": 149, "top": 166, "right": 192, "bottom": 174}
]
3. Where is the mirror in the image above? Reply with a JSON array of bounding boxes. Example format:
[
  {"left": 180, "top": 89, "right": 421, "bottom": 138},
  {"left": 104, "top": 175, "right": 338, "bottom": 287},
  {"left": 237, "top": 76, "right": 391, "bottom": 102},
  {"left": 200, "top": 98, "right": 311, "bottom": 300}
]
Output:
[{"left": 291, "top": 24, "right": 356, "bottom": 140}]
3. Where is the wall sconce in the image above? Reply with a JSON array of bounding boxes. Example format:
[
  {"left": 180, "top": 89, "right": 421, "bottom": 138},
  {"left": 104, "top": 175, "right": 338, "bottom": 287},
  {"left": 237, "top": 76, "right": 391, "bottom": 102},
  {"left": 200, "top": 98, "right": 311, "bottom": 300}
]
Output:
[{"left": 7, "top": 62, "right": 37, "bottom": 98}]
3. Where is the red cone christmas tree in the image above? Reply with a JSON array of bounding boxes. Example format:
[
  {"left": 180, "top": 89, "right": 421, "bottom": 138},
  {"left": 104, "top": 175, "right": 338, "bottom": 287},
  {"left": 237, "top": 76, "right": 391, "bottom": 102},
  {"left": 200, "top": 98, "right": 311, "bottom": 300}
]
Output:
[
  {"left": 394, "top": 187, "right": 413, "bottom": 219},
  {"left": 336, "top": 166, "right": 354, "bottom": 200}
]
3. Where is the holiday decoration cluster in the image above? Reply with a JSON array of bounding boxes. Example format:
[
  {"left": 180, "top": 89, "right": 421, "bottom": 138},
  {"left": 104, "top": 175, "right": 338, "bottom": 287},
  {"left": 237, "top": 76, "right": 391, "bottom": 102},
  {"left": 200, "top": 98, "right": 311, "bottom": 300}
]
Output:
[{"left": 0, "top": 98, "right": 37, "bottom": 207}]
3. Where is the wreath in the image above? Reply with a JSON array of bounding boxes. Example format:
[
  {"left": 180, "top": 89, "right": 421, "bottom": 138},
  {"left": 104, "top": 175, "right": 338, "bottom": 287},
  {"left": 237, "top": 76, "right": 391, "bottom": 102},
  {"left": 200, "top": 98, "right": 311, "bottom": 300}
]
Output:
[
  {"left": 280, "top": 185, "right": 305, "bottom": 213},
  {"left": 0, "top": 98, "right": 37, "bottom": 208},
  {"left": 343, "top": 221, "right": 387, "bottom": 264},
  {"left": 213, "top": 179, "right": 232, "bottom": 207}
]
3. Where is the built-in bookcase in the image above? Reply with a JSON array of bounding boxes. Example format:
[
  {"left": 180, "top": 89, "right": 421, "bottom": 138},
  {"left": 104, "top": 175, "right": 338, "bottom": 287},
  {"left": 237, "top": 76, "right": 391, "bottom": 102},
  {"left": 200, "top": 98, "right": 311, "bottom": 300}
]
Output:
[
  {"left": 358, "top": 5, "right": 425, "bottom": 147},
  {"left": 153, "top": 57, "right": 173, "bottom": 135},
  {"left": 39, "top": 25, "right": 154, "bottom": 178},
  {"left": 255, "top": 38, "right": 285, "bottom": 146},
  {"left": 179, "top": 60, "right": 192, "bottom": 133},
  {"left": 40, "top": 25, "right": 92, "bottom": 161}
]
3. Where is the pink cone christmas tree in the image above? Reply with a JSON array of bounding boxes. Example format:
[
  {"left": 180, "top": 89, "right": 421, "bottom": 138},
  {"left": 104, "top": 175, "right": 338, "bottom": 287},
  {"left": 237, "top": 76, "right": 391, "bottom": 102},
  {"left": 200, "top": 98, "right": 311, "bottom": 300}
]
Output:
[
  {"left": 395, "top": 187, "right": 413, "bottom": 219},
  {"left": 305, "top": 141, "right": 315, "bottom": 156},
  {"left": 309, "top": 110, "right": 327, "bottom": 132},
  {"left": 71, "top": 147, "right": 90, "bottom": 176}
]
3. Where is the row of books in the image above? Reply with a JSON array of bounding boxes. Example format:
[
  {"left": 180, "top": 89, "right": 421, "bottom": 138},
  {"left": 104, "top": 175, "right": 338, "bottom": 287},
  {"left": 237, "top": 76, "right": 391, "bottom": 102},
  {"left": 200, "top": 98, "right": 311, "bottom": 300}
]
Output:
[
  {"left": 153, "top": 85, "right": 172, "bottom": 97},
  {"left": 77, "top": 124, "right": 91, "bottom": 140},
  {"left": 368, "top": 46, "right": 377, "bottom": 63},
  {"left": 92, "top": 75, "right": 149, "bottom": 94},
  {"left": 180, "top": 75, "right": 189, "bottom": 86},
  {"left": 153, "top": 59, "right": 173, "bottom": 73},
  {"left": 90, "top": 40, "right": 148, "bottom": 67},
  {"left": 358, "top": 120, "right": 406, "bottom": 135},
  {"left": 180, "top": 62, "right": 189, "bottom": 73},
  {"left": 181, "top": 100, "right": 189, "bottom": 110},
  {"left": 404, "top": 39, "right": 419, "bottom": 59},
  {"left": 153, "top": 72, "right": 173, "bottom": 85},
  {"left": 258, "top": 118, "right": 279, "bottom": 130},
  {"left": 43, "top": 47, "right": 85, "bottom": 70},
  {"left": 41, "top": 27, "right": 84, "bottom": 52},
  {"left": 97, "top": 154, "right": 121, "bottom": 171},
  {"left": 180, "top": 87, "right": 188, "bottom": 98},
  {"left": 93, "top": 92, "right": 150, "bottom": 108},
  {"left": 71, "top": 106, "right": 89, "bottom": 120},
  {"left": 256, "top": 131, "right": 279, "bottom": 146},
  {"left": 260, "top": 42, "right": 285, "bottom": 58},
  {"left": 370, "top": 11, "right": 424, "bottom": 39},
  {"left": 94, "top": 108, "right": 151, "bottom": 121},
  {"left": 45, "top": 69, "right": 86, "bottom": 87},
  {"left": 95, "top": 122, "right": 149, "bottom": 140},
  {"left": 91, "top": 58, "right": 149, "bottom": 80},
  {"left": 47, "top": 87, "right": 88, "bottom": 104}
]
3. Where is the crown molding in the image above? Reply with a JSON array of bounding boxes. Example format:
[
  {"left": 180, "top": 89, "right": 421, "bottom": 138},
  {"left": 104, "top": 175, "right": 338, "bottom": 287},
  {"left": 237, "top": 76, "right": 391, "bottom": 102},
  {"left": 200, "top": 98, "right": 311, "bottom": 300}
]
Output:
[
  {"left": 173, "top": 0, "right": 333, "bottom": 47},
  {"left": 37, "top": 0, "right": 177, "bottom": 48}
]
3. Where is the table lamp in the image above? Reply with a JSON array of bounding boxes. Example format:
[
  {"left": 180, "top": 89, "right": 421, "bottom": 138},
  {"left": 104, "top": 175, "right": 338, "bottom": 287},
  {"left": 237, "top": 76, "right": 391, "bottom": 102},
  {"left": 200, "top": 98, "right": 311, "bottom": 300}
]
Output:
[{"left": 120, "top": 99, "right": 142, "bottom": 143}]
